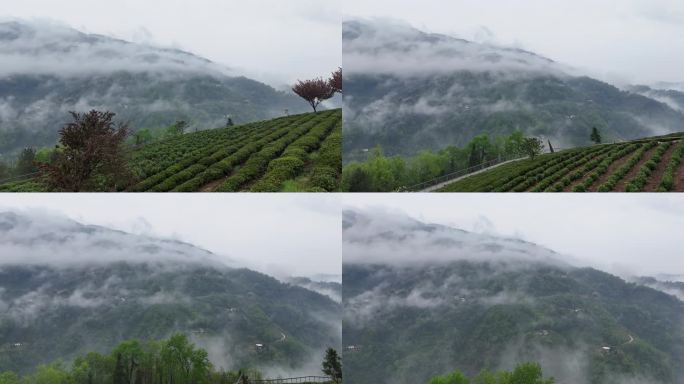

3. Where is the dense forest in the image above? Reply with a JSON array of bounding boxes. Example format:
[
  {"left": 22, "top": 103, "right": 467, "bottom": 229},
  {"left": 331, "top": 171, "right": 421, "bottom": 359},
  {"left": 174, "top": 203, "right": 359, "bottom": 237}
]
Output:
[
  {"left": 427, "top": 363, "right": 554, "bottom": 384},
  {"left": 341, "top": 131, "right": 540, "bottom": 191},
  {"left": 0, "top": 334, "right": 340, "bottom": 384},
  {"left": 342, "top": 210, "right": 684, "bottom": 384}
]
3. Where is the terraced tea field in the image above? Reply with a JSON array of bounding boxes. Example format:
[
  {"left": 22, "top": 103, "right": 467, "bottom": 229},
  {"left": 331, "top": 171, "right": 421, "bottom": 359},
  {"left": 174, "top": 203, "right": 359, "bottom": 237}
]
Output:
[
  {"left": 438, "top": 133, "right": 684, "bottom": 192},
  {"left": 0, "top": 109, "right": 341, "bottom": 192}
]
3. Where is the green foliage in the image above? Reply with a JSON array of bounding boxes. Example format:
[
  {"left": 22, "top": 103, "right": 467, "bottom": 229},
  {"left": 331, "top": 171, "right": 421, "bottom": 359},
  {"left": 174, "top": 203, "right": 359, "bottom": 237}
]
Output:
[
  {"left": 0, "top": 263, "right": 340, "bottom": 375},
  {"left": 134, "top": 128, "right": 154, "bottom": 145},
  {"left": 657, "top": 140, "right": 684, "bottom": 191},
  {"left": 129, "top": 109, "right": 340, "bottom": 193},
  {"left": 428, "top": 363, "right": 554, "bottom": 384},
  {"left": 0, "top": 372, "right": 20, "bottom": 384},
  {"left": 0, "top": 64, "right": 309, "bottom": 155},
  {"left": 344, "top": 258, "right": 684, "bottom": 384},
  {"left": 321, "top": 348, "right": 342, "bottom": 383},
  {"left": 522, "top": 138, "right": 544, "bottom": 160},
  {"left": 439, "top": 134, "right": 684, "bottom": 192},
  {"left": 429, "top": 371, "right": 470, "bottom": 384},
  {"left": 341, "top": 131, "right": 530, "bottom": 192},
  {"left": 343, "top": 66, "right": 679, "bottom": 159},
  {"left": 0, "top": 110, "right": 341, "bottom": 192},
  {"left": 15, "top": 147, "right": 38, "bottom": 175}
]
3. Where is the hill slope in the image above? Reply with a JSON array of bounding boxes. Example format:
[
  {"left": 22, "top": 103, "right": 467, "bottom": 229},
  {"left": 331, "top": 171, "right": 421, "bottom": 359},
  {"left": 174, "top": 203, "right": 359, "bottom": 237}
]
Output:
[
  {"left": 342, "top": 210, "right": 684, "bottom": 384},
  {"left": 438, "top": 132, "right": 684, "bottom": 192},
  {"left": 0, "top": 212, "right": 341, "bottom": 375},
  {"left": 0, "top": 109, "right": 342, "bottom": 192},
  {"left": 342, "top": 19, "right": 684, "bottom": 160},
  {"left": 0, "top": 20, "right": 308, "bottom": 156}
]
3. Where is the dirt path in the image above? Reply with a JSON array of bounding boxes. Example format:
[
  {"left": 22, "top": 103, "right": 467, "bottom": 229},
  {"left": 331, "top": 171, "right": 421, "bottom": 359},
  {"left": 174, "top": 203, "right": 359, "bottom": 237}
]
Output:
[
  {"left": 587, "top": 149, "right": 637, "bottom": 191},
  {"left": 200, "top": 177, "right": 226, "bottom": 192},
  {"left": 613, "top": 145, "right": 659, "bottom": 191},
  {"left": 643, "top": 143, "right": 678, "bottom": 192},
  {"left": 626, "top": 334, "right": 634, "bottom": 345},
  {"left": 422, "top": 157, "right": 525, "bottom": 192},
  {"left": 674, "top": 156, "right": 684, "bottom": 192}
]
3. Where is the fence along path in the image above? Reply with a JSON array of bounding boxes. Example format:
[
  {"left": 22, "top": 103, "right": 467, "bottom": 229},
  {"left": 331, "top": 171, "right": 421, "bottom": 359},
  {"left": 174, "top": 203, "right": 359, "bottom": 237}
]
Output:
[{"left": 234, "top": 375, "right": 332, "bottom": 384}]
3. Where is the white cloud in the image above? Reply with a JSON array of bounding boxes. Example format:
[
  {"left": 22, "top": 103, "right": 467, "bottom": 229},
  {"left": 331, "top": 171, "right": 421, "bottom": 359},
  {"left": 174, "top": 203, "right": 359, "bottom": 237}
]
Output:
[{"left": 343, "top": 0, "right": 684, "bottom": 84}]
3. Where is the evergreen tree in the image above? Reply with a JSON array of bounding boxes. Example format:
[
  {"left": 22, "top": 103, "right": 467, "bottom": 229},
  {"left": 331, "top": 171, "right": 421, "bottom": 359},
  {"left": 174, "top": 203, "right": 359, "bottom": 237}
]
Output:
[
  {"left": 590, "top": 127, "right": 602, "bottom": 144},
  {"left": 321, "top": 348, "right": 342, "bottom": 383},
  {"left": 15, "top": 147, "right": 37, "bottom": 175}
]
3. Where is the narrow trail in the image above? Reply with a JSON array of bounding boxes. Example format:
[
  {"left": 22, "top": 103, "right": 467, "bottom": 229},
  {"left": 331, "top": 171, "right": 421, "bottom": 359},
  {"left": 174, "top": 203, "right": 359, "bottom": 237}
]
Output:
[
  {"left": 200, "top": 177, "right": 225, "bottom": 192},
  {"left": 626, "top": 334, "right": 634, "bottom": 345}
]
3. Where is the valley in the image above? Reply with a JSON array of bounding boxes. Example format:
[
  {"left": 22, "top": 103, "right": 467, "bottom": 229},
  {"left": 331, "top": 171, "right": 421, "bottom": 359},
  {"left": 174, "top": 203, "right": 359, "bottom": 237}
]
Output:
[{"left": 0, "top": 208, "right": 342, "bottom": 381}]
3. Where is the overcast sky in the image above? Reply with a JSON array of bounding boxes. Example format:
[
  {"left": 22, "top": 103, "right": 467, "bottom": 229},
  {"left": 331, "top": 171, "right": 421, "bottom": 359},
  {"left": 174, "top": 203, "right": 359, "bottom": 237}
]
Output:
[
  {"left": 344, "top": 0, "right": 684, "bottom": 85},
  {"left": 1, "top": 0, "right": 341, "bottom": 87},
  {"left": 344, "top": 194, "right": 684, "bottom": 277},
  {"left": 0, "top": 194, "right": 341, "bottom": 280}
]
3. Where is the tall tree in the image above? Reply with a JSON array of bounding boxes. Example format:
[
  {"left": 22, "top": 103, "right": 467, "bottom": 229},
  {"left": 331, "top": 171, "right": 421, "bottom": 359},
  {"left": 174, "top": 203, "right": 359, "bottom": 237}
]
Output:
[
  {"left": 330, "top": 68, "right": 342, "bottom": 94},
  {"left": 547, "top": 139, "right": 555, "bottom": 153},
  {"left": 113, "top": 354, "right": 126, "bottom": 384},
  {"left": 522, "top": 137, "right": 544, "bottom": 160},
  {"left": 292, "top": 78, "right": 334, "bottom": 112},
  {"left": 321, "top": 348, "right": 342, "bottom": 383},
  {"left": 15, "top": 147, "right": 37, "bottom": 176},
  {"left": 133, "top": 129, "right": 153, "bottom": 146},
  {"left": 590, "top": 127, "right": 602, "bottom": 144},
  {"left": 44, "top": 110, "right": 131, "bottom": 191},
  {"left": 0, "top": 160, "right": 10, "bottom": 181}
]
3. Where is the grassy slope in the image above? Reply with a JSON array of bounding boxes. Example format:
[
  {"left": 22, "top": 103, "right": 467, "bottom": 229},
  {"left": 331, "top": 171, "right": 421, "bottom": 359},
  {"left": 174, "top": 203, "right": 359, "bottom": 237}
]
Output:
[
  {"left": 0, "top": 109, "right": 342, "bottom": 192},
  {"left": 439, "top": 133, "right": 684, "bottom": 192}
]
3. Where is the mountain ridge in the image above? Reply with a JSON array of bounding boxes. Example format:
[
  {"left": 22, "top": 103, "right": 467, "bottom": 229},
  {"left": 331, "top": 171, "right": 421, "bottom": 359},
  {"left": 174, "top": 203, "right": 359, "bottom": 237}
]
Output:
[
  {"left": 343, "top": 19, "right": 684, "bottom": 160},
  {"left": 0, "top": 20, "right": 309, "bottom": 156},
  {"left": 342, "top": 210, "right": 684, "bottom": 384}
]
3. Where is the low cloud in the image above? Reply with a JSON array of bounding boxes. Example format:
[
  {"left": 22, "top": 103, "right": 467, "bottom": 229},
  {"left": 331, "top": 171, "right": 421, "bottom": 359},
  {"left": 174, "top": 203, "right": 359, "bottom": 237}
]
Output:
[
  {"left": 0, "top": 210, "right": 229, "bottom": 267},
  {"left": 343, "top": 208, "right": 567, "bottom": 267},
  {"left": 0, "top": 20, "right": 230, "bottom": 78},
  {"left": 343, "top": 19, "right": 562, "bottom": 78}
]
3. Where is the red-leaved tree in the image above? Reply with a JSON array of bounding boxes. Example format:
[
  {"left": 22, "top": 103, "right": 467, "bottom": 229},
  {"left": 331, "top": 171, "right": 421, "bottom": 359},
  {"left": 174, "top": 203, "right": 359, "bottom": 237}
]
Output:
[
  {"left": 292, "top": 77, "right": 334, "bottom": 112},
  {"left": 330, "top": 68, "right": 342, "bottom": 94},
  {"left": 44, "top": 110, "right": 132, "bottom": 191}
]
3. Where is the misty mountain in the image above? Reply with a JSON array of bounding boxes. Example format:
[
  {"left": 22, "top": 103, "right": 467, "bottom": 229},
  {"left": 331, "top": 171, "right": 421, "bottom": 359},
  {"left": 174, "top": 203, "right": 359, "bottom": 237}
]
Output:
[
  {"left": 343, "top": 20, "right": 684, "bottom": 159},
  {"left": 0, "top": 21, "right": 309, "bottom": 156},
  {"left": 635, "top": 276, "right": 684, "bottom": 302},
  {"left": 288, "top": 277, "right": 342, "bottom": 303},
  {"left": 342, "top": 209, "right": 684, "bottom": 384},
  {"left": 630, "top": 85, "right": 684, "bottom": 113},
  {"left": 0, "top": 212, "right": 341, "bottom": 375}
]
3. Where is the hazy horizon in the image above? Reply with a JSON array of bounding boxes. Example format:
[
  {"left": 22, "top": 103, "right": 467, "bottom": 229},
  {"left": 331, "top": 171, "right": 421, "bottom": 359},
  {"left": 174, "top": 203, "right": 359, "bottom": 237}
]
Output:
[
  {"left": 0, "top": 194, "right": 342, "bottom": 280},
  {"left": 344, "top": 0, "right": 684, "bottom": 85},
  {"left": 1, "top": 0, "right": 341, "bottom": 87},
  {"left": 343, "top": 194, "right": 684, "bottom": 278}
]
